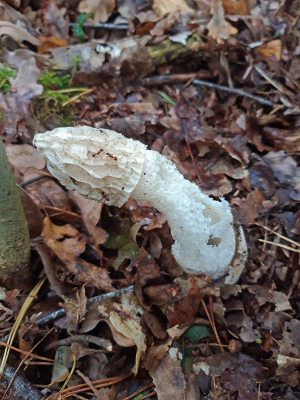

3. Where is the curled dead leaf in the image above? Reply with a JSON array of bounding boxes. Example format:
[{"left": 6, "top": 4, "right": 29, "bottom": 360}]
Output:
[
  {"left": 98, "top": 292, "right": 147, "bottom": 375},
  {"left": 207, "top": 0, "right": 238, "bottom": 43}
]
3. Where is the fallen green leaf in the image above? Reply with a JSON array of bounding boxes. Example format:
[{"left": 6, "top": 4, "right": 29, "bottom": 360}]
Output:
[
  {"left": 103, "top": 211, "right": 141, "bottom": 269},
  {"left": 185, "top": 325, "right": 210, "bottom": 345}
]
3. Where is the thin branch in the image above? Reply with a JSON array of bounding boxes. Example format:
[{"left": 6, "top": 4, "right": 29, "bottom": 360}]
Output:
[
  {"left": 35, "top": 285, "right": 135, "bottom": 325},
  {"left": 69, "top": 22, "right": 128, "bottom": 30},
  {"left": 193, "top": 79, "right": 275, "bottom": 106},
  {"left": 143, "top": 72, "right": 211, "bottom": 86},
  {"left": 19, "top": 175, "right": 48, "bottom": 188},
  {"left": 45, "top": 334, "right": 112, "bottom": 351}
]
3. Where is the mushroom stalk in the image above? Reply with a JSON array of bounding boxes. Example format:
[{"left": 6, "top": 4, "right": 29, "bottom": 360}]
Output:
[{"left": 33, "top": 126, "right": 247, "bottom": 284}]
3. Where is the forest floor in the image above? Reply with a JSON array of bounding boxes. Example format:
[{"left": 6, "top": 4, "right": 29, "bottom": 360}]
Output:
[{"left": 1, "top": 0, "right": 300, "bottom": 399}]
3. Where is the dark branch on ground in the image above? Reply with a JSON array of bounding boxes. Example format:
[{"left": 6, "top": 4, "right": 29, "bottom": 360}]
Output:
[
  {"left": 193, "top": 79, "right": 275, "bottom": 106},
  {"left": 69, "top": 22, "right": 128, "bottom": 30},
  {"left": 35, "top": 285, "right": 135, "bottom": 325},
  {"left": 1, "top": 359, "right": 43, "bottom": 400}
]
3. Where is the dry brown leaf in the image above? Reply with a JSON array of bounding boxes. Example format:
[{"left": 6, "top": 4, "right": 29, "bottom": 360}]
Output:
[
  {"left": 262, "top": 126, "right": 300, "bottom": 152},
  {"left": 145, "top": 344, "right": 169, "bottom": 373},
  {"left": 207, "top": 0, "right": 238, "bottom": 43},
  {"left": 0, "top": 21, "right": 41, "bottom": 45},
  {"left": 257, "top": 39, "right": 282, "bottom": 61},
  {"left": 69, "top": 191, "right": 106, "bottom": 255},
  {"left": 102, "top": 318, "right": 136, "bottom": 347},
  {"left": 42, "top": 217, "right": 115, "bottom": 292},
  {"left": 165, "top": 275, "right": 203, "bottom": 327},
  {"left": 9, "top": 58, "right": 43, "bottom": 98},
  {"left": 18, "top": 186, "right": 44, "bottom": 239},
  {"left": 2, "top": 48, "right": 50, "bottom": 70},
  {"left": 37, "top": 36, "right": 68, "bottom": 54},
  {"left": 0, "top": 93, "right": 31, "bottom": 141},
  {"left": 98, "top": 292, "right": 147, "bottom": 374},
  {"left": 153, "top": 0, "right": 194, "bottom": 18},
  {"left": 150, "top": 11, "right": 180, "bottom": 36},
  {"left": 232, "top": 188, "right": 265, "bottom": 226},
  {"left": 222, "top": 0, "right": 249, "bottom": 15},
  {"left": 5, "top": 143, "right": 46, "bottom": 176},
  {"left": 78, "top": 0, "right": 116, "bottom": 23},
  {"left": 151, "top": 353, "right": 185, "bottom": 400}
]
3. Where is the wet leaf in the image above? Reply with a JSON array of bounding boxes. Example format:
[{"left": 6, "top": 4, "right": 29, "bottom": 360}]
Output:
[
  {"left": 50, "top": 346, "right": 73, "bottom": 385},
  {"left": 0, "top": 21, "right": 41, "bottom": 45},
  {"left": 102, "top": 212, "right": 141, "bottom": 270},
  {"left": 185, "top": 325, "right": 210, "bottom": 345}
]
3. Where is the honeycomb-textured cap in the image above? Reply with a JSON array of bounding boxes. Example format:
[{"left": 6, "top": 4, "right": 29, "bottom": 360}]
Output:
[{"left": 33, "top": 126, "right": 147, "bottom": 207}]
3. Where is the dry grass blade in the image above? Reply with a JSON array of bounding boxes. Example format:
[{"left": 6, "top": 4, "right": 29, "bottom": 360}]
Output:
[
  {"left": 62, "top": 88, "right": 93, "bottom": 107},
  {"left": 262, "top": 225, "right": 300, "bottom": 248},
  {"left": 0, "top": 277, "right": 46, "bottom": 375},
  {"left": 258, "top": 239, "right": 300, "bottom": 253}
]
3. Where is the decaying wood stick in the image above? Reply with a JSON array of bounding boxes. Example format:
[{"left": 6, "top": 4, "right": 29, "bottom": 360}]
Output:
[
  {"left": 0, "top": 359, "right": 43, "bottom": 400},
  {"left": 193, "top": 79, "right": 275, "bottom": 106}
]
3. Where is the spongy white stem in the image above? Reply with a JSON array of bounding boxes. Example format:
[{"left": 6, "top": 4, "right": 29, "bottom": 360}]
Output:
[{"left": 132, "top": 150, "right": 236, "bottom": 279}]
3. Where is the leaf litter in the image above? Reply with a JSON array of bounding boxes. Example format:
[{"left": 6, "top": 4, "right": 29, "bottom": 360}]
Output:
[{"left": 0, "top": 0, "right": 300, "bottom": 399}]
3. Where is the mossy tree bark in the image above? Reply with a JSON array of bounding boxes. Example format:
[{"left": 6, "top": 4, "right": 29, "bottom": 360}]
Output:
[{"left": 0, "top": 137, "right": 31, "bottom": 290}]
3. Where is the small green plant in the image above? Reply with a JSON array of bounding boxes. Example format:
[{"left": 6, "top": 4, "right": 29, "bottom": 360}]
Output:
[
  {"left": 75, "top": 13, "right": 94, "bottom": 42},
  {"left": 35, "top": 70, "right": 74, "bottom": 126},
  {"left": 72, "top": 55, "right": 81, "bottom": 75},
  {"left": 38, "top": 70, "right": 72, "bottom": 90},
  {"left": 0, "top": 64, "right": 17, "bottom": 94},
  {"left": 60, "top": 113, "right": 73, "bottom": 127},
  {"left": 34, "top": 69, "right": 90, "bottom": 127}
]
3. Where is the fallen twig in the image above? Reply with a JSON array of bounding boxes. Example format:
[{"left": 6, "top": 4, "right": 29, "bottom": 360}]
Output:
[
  {"left": 193, "top": 79, "right": 275, "bottom": 106},
  {"left": 69, "top": 22, "right": 128, "bottom": 30},
  {"left": 0, "top": 358, "right": 43, "bottom": 400},
  {"left": 35, "top": 285, "right": 135, "bottom": 325},
  {"left": 143, "top": 72, "right": 211, "bottom": 86},
  {"left": 45, "top": 334, "right": 112, "bottom": 351},
  {"left": 19, "top": 175, "right": 48, "bottom": 188}
]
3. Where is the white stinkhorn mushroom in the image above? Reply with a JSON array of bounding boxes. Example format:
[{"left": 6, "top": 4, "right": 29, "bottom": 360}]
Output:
[{"left": 33, "top": 126, "right": 247, "bottom": 284}]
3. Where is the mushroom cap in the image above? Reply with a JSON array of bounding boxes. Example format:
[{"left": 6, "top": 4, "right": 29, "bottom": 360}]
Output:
[{"left": 33, "top": 126, "right": 147, "bottom": 207}]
